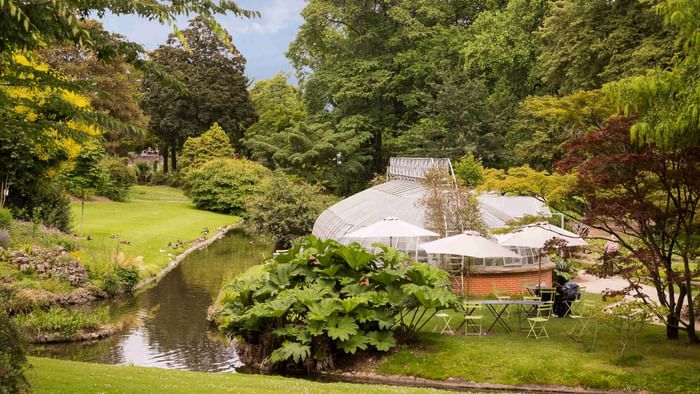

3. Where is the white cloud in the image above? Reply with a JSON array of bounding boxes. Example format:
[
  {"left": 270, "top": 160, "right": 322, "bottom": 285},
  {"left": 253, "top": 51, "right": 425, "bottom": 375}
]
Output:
[{"left": 222, "top": 0, "right": 305, "bottom": 35}]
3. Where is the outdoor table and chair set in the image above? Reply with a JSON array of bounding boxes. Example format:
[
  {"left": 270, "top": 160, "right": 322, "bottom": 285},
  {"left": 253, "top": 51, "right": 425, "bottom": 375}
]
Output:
[{"left": 432, "top": 283, "right": 587, "bottom": 340}]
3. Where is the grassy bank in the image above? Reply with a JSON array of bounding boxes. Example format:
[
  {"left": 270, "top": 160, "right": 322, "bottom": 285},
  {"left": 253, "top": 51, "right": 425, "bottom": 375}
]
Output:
[
  {"left": 28, "top": 357, "right": 447, "bottom": 394},
  {"left": 378, "top": 297, "right": 700, "bottom": 393},
  {"left": 72, "top": 185, "right": 239, "bottom": 278}
]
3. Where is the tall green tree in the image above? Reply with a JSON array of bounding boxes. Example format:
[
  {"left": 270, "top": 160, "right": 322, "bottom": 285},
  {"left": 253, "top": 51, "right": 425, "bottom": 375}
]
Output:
[
  {"left": 243, "top": 74, "right": 306, "bottom": 166},
  {"left": 141, "top": 16, "right": 256, "bottom": 172},
  {"left": 507, "top": 90, "right": 615, "bottom": 170},
  {"left": 63, "top": 143, "right": 106, "bottom": 239},
  {"left": 604, "top": 0, "right": 700, "bottom": 148},
  {"left": 288, "top": 0, "right": 506, "bottom": 175},
  {"left": 537, "top": 0, "right": 675, "bottom": 95}
]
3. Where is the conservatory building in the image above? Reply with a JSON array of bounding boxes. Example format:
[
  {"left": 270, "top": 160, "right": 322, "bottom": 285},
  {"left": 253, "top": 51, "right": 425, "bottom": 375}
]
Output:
[{"left": 312, "top": 157, "right": 555, "bottom": 295}]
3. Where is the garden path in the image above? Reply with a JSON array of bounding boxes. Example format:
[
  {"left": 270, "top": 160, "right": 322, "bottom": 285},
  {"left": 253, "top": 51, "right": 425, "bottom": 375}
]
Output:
[{"left": 574, "top": 270, "right": 661, "bottom": 304}]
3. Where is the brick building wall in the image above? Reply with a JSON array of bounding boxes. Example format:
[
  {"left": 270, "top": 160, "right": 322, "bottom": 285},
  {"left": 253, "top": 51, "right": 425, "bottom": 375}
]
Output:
[{"left": 449, "top": 264, "right": 554, "bottom": 297}]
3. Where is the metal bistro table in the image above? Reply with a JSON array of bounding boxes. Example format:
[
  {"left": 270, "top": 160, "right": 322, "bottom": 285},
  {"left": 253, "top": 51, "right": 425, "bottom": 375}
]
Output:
[{"left": 477, "top": 299, "right": 544, "bottom": 334}]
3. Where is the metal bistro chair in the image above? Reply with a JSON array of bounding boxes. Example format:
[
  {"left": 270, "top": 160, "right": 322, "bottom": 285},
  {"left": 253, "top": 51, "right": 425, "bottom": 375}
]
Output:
[
  {"left": 563, "top": 286, "right": 587, "bottom": 317},
  {"left": 432, "top": 311, "right": 454, "bottom": 335},
  {"left": 492, "top": 286, "right": 512, "bottom": 318},
  {"left": 518, "top": 294, "right": 542, "bottom": 331},
  {"left": 462, "top": 301, "right": 483, "bottom": 336},
  {"left": 568, "top": 300, "right": 600, "bottom": 349},
  {"left": 527, "top": 301, "right": 553, "bottom": 339},
  {"left": 538, "top": 287, "right": 557, "bottom": 303}
]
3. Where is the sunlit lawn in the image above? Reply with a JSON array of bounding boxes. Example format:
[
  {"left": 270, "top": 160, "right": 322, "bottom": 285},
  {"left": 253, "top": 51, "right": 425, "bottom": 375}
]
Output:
[
  {"left": 28, "top": 357, "right": 451, "bottom": 394},
  {"left": 71, "top": 185, "right": 240, "bottom": 278},
  {"left": 380, "top": 294, "right": 700, "bottom": 393}
]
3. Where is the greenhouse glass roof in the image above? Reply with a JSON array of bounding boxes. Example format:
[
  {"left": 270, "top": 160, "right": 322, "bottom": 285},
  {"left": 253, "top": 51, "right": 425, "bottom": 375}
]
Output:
[{"left": 312, "top": 158, "right": 550, "bottom": 247}]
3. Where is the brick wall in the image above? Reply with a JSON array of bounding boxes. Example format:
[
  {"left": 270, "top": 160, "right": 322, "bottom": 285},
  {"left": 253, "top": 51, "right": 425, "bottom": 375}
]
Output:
[{"left": 449, "top": 268, "right": 554, "bottom": 297}]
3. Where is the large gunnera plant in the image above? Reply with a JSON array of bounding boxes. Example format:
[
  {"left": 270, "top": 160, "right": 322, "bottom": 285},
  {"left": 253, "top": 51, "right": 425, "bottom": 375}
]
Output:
[{"left": 214, "top": 236, "right": 458, "bottom": 371}]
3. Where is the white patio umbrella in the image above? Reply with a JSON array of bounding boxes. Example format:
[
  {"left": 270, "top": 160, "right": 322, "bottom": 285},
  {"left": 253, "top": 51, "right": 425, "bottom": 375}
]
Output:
[
  {"left": 419, "top": 231, "right": 522, "bottom": 297},
  {"left": 499, "top": 222, "right": 588, "bottom": 285},
  {"left": 498, "top": 222, "right": 588, "bottom": 249},
  {"left": 345, "top": 217, "right": 439, "bottom": 259}
]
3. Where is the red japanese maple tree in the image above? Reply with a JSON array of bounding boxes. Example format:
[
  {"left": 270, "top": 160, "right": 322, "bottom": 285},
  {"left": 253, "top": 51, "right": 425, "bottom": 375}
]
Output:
[{"left": 558, "top": 117, "right": 700, "bottom": 342}]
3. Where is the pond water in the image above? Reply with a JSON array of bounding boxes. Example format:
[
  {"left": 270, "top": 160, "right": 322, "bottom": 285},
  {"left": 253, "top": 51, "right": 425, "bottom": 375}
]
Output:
[{"left": 31, "top": 229, "right": 272, "bottom": 372}]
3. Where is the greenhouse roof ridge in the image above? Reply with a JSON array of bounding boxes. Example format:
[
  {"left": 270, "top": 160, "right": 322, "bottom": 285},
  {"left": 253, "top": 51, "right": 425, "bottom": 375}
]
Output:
[{"left": 387, "top": 157, "right": 454, "bottom": 182}]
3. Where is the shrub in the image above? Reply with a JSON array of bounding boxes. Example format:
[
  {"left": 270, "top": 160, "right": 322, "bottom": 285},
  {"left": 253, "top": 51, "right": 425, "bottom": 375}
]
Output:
[
  {"left": 215, "top": 236, "right": 458, "bottom": 372},
  {"left": 602, "top": 300, "right": 652, "bottom": 361},
  {"left": 149, "top": 169, "right": 167, "bottom": 185},
  {"left": 185, "top": 158, "right": 271, "bottom": 214},
  {"left": 23, "top": 178, "right": 72, "bottom": 232},
  {"left": 83, "top": 251, "right": 141, "bottom": 296},
  {"left": 0, "top": 208, "right": 12, "bottom": 230},
  {"left": 13, "top": 306, "right": 108, "bottom": 337},
  {"left": 246, "top": 172, "right": 336, "bottom": 248},
  {"left": 0, "top": 311, "right": 29, "bottom": 393},
  {"left": 134, "top": 161, "right": 152, "bottom": 184},
  {"left": 98, "top": 158, "right": 137, "bottom": 202},
  {"left": 179, "top": 123, "right": 235, "bottom": 177},
  {"left": 453, "top": 153, "right": 484, "bottom": 188}
]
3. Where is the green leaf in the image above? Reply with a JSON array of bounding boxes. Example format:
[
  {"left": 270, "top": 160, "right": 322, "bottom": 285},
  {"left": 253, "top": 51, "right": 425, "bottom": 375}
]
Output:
[
  {"left": 269, "top": 263, "right": 301, "bottom": 288},
  {"left": 246, "top": 295, "right": 295, "bottom": 318},
  {"left": 338, "top": 332, "right": 369, "bottom": 354},
  {"left": 315, "top": 264, "right": 343, "bottom": 277},
  {"left": 337, "top": 244, "right": 375, "bottom": 270},
  {"left": 341, "top": 295, "right": 369, "bottom": 313},
  {"left": 308, "top": 320, "right": 324, "bottom": 336},
  {"left": 370, "top": 307, "right": 396, "bottom": 329},
  {"left": 269, "top": 341, "right": 311, "bottom": 364},
  {"left": 306, "top": 298, "right": 342, "bottom": 321},
  {"left": 325, "top": 315, "right": 358, "bottom": 341},
  {"left": 341, "top": 283, "right": 372, "bottom": 296},
  {"left": 294, "top": 285, "right": 332, "bottom": 305},
  {"left": 273, "top": 325, "right": 311, "bottom": 344},
  {"left": 367, "top": 330, "right": 397, "bottom": 352}
]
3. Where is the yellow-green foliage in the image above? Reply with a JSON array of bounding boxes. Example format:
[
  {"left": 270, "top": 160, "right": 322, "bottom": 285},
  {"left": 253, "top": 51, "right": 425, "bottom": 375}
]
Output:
[
  {"left": 480, "top": 165, "right": 576, "bottom": 208},
  {"left": 509, "top": 90, "right": 615, "bottom": 170},
  {"left": 179, "top": 123, "right": 235, "bottom": 177},
  {"left": 185, "top": 158, "right": 271, "bottom": 215}
]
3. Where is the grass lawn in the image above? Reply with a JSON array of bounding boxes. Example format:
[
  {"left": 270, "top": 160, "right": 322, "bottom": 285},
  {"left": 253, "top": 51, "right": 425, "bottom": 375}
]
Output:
[
  {"left": 28, "top": 357, "right": 448, "bottom": 394},
  {"left": 72, "top": 185, "right": 239, "bottom": 278},
  {"left": 379, "top": 295, "right": 700, "bottom": 393}
]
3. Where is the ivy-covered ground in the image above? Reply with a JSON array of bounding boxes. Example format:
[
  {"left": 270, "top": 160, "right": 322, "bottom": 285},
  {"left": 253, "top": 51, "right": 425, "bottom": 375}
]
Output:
[
  {"left": 378, "top": 294, "right": 700, "bottom": 393},
  {"left": 72, "top": 185, "right": 239, "bottom": 278},
  {"left": 28, "top": 357, "right": 450, "bottom": 394}
]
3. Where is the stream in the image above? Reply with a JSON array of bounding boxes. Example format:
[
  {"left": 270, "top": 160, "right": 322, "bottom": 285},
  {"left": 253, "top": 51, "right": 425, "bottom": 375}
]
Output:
[{"left": 31, "top": 229, "right": 272, "bottom": 372}]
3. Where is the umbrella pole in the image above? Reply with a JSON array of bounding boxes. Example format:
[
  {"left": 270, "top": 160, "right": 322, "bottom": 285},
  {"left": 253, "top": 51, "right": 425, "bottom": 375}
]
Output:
[
  {"left": 538, "top": 253, "right": 542, "bottom": 286},
  {"left": 461, "top": 256, "right": 465, "bottom": 298},
  {"left": 415, "top": 237, "right": 418, "bottom": 262}
]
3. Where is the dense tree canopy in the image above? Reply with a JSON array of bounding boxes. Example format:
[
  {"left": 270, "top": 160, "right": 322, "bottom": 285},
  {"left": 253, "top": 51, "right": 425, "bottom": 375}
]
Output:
[
  {"left": 538, "top": 0, "right": 674, "bottom": 95},
  {"left": 141, "top": 16, "right": 256, "bottom": 173}
]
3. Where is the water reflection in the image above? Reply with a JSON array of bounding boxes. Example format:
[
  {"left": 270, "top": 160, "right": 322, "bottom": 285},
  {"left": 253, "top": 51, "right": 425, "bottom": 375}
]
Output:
[{"left": 32, "top": 229, "right": 271, "bottom": 372}]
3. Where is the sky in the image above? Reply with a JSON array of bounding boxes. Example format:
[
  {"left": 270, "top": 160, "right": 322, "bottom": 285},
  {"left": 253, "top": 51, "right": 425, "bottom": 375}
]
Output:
[{"left": 100, "top": 0, "right": 306, "bottom": 84}]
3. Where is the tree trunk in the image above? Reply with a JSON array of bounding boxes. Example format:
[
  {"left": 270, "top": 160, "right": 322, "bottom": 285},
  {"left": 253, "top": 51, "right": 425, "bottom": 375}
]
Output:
[
  {"left": 170, "top": 145, "right": 177, "bottom": 171},
  {"left": 667, "top": 313, "right": 680, "bottom": 340},
  {"left": 162, "top": 145, "right": 169, "bottom": 174}
]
